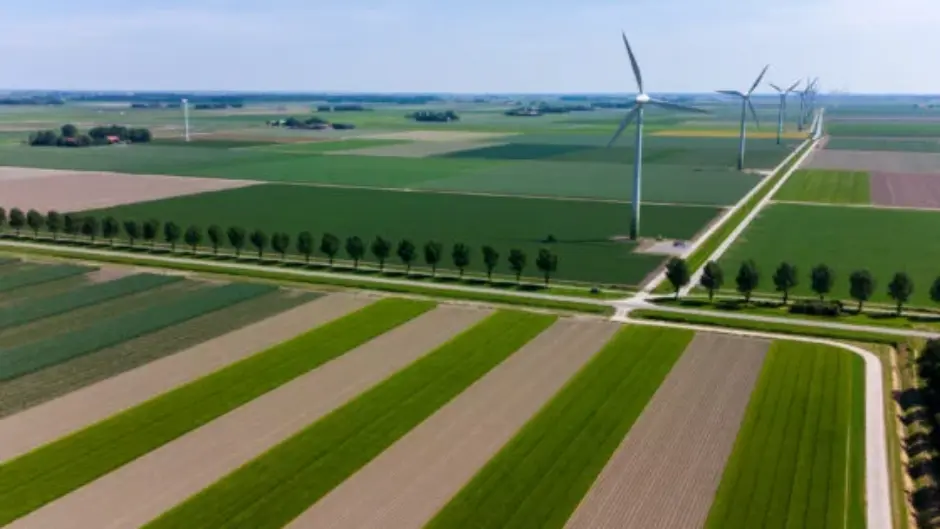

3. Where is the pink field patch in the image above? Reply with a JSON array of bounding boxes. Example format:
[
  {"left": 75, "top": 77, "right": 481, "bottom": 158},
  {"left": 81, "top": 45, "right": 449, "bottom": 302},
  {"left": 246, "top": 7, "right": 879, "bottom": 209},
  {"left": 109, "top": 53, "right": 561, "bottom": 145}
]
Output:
[
  {"left": 870, "top": 171, "right": 940, "bottom": 209},
  {"left": 0, "top": 168, "right": 260, "bottom": 212}
]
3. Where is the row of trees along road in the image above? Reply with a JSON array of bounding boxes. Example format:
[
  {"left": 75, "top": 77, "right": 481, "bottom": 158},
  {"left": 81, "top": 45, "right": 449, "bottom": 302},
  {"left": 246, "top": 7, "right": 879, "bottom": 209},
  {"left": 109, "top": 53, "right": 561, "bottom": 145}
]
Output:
[
  {"left": 0, "top": 208, "right": 561, "bottom": 286},
  {"left": 665, "top": 257, "right": 925, "bottom": 316}
]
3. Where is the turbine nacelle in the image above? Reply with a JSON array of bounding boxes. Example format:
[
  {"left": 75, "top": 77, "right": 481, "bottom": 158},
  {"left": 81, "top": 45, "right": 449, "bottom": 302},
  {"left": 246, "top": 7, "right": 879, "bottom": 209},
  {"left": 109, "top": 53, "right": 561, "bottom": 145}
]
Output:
[{"left": 636, "top": 93, "right": 651, "bottom": 105}]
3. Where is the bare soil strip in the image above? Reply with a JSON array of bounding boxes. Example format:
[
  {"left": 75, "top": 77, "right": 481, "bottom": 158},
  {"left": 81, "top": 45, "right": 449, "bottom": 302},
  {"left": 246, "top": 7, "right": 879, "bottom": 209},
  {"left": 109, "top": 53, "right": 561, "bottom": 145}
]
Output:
[
  {"left": 806, "top": 149, "right": 940, "bottom": 174},
  {"left": 0, "top": 293, "right": 368, "bottom": 463},
  {"left": 564, "top": 332, "right": 769, "bottom": 529},
  {"left": 870, "top": 171, "right": 940, "bottom": 209},
  {"left": 284, "top": 318, "right": 620, "bottom": 529},
  {"left": 6, "top": 305, "right": 490, "bottom": 529},
  {"left": 0, "top": 167, "right": 261, "bottom": 212}
]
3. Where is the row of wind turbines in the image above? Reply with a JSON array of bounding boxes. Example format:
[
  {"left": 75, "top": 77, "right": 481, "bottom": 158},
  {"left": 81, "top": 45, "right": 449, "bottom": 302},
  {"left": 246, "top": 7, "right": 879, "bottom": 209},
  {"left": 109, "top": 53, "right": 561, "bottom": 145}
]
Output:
[{"left": 608, "top": 33, "right": 820, "bottom": 240}]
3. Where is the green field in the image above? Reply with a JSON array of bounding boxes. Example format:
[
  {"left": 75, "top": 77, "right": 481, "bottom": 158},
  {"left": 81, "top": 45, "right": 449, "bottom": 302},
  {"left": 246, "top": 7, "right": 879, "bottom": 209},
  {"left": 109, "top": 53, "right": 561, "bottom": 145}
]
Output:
[
  {"left": 426, "top": 325, "right": 693, "bottom": 529},
  {"left": 0, "top": 298, "right": 432, "bottom": 525},
  {"left": 81, "top": 184, "right": 721, "bottom": 285},
  {"left": 826, "top": 137, "right": 940, "bottom": 153},
  {"left": 0, "top": 264, "right": 95, "bottom": 292},
  {"left": 721, "top": 203, "right": 940, "bottom": 304},
  {"left": 774, "top": 169, "right": 871, "bottom": 204},
  {"left": 145, "top": 310, "right": 556, "bottom": 529},
  {"left": 706, "top": 341, "right": 866, "bottom": 529},
  {"left": 827, "top": 121, "right": 940, "bottom": 138}
]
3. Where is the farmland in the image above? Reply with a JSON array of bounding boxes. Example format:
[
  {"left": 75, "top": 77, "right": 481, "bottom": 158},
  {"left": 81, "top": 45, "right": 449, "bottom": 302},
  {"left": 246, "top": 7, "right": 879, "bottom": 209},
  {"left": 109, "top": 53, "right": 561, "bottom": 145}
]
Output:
[{"left": 773, "top": 169, "right": 871, "bottom": 204}]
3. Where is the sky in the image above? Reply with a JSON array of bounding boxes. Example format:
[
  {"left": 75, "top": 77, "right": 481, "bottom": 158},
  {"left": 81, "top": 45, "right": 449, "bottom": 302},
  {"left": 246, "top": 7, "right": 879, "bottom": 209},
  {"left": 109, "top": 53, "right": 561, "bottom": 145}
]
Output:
[{"left": 1, "top": 0, "right": 938, "bottom": 94}]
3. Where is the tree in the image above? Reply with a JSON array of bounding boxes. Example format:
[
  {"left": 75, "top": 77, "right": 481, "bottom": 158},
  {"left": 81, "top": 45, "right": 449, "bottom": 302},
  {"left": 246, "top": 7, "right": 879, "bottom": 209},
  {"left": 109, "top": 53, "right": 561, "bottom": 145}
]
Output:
[
  {"left": 772, "top": 262, "right": 799, "bottom": 304},
  {"left": 250, "top": 229, "right": 269, "bottom": 260},
  {"left": 63, "top": 214, "right": 80, "bottom": 238},
  {"left": 297, "top": 231, "right": 314, "bottom": 263},
  {"left": 931, "top": 277, "right": 940, "bottom": 307},
  {"left": 508, "top": 249, "right": 527, "bottom": 284},
  {"left": 61, "top": 124, "right": 78, "bottom": 138},
  {"left": 320, "top": 233, "right": 340, "bottom": 267},
  {"left": 207, "top": 225, "right": 223, "bottom": 255},
  {"left": 664, "top": 257, "right": 690, "bottom": 299},
  {"left": 184, "top": 225, "right": 202, "bottom": 254},
  {"left": 101, "top": 216, "right": 120, "bottom": 245},
  {"left": 81, "top": 216, "right": 99, "bottom": 242},
  {"left": 735, "top": 259, "right": 760, "bottom": 303},
  {"left": 0, "top": 207, "right": 6, "bottom": 233},
  {"left": 142, "top": 219, "right": 160, "bottom": 249},
  {"left": 424, "top": 241, "right": 443, "bottom": 277},
  {"left": 888, "top": 272, "right": 914, "bottom": 316},
  {"left": 9, "top": 208, "right": 25, "bottom": 236},
  {"left": 345, "top": 236, "right": 365, "bottom": 269},
  {"left": 227, "top": 226, "right": 247, "bottom": 257},
  {"left": 163, "top": 222, "right": 181, "bottom": 251},
  {"left": 849, "top": 269, "right": 875, "bottom": 313},
  {"left": 452, "top": 243, "right": 471, "bottom": 278},
  {"left": 123, "top": 220, "right": 140, "bottom": 247},
  {"left": 396, "top": 239, "right": 416, "bottom": 274},
  {"left": 271, "top": 232, "right": 290, "bottom": 261},
  {"left": 46, "top": 210, "right": 62, "bottom": 241},
  {"left": 371, "top": 236, "right": 391, "bottom": 271},
  {"left": 700, "top": 261, "right": 724, "bottom": 302},
  {"left": 482, "top": 246, "right": 499, "bottom": 282},
  {"left": 25, "top": 209, "right": 44, "bottom": 238},
  {"left": 536, "top": 248, "right": 559, "bottom": 287},
  {"left": 810, "top": 263, "right": 834, "bottom": 300}
]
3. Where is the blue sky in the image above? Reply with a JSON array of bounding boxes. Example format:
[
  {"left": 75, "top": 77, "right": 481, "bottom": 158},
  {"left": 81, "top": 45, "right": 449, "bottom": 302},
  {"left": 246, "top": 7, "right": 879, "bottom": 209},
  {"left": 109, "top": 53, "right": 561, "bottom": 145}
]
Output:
[{"left": 1, "top": 0, "right": 937, "bottom": 94}]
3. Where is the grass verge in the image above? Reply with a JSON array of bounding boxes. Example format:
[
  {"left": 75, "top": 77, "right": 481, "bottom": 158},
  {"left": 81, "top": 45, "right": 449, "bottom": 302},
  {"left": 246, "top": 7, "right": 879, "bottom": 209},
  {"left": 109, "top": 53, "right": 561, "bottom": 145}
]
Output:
[
  {"left": 425, "top": 325, "right": 693, "bottom": 529},
  {"left": 144, "top": 310, "right": 556, "bottom": 529},
  {"left": 0, "top": 297, "right": 433, "bottom": 525}
]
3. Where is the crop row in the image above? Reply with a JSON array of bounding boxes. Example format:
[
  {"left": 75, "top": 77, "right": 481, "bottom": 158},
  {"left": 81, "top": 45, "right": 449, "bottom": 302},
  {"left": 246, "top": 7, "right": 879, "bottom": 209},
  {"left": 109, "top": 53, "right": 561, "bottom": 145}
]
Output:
[
  {"left": 0, "top": 273, "right": 182, "bottom": 330},
  {"left": 426, "top": 325, "right": 693, "bottom": 529},
  {"left": 0, "top": 298, "right": 433, "bottom": 525},
  {"left": 0, "top": 264, "right": 95, "bottom": 293},
  {"left": 145, "top": 310, "right": 556, "bottom": 529}
]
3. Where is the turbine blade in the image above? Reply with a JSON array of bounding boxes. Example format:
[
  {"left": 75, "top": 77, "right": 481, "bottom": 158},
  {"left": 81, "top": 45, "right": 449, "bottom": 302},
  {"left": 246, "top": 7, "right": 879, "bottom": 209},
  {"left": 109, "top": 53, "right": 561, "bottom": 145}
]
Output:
[
  {"left": 747, "top": 98, "right": 760, "bottom": 128},
  {"left": 607, "top": 106, "right": 640, "bottom": 148},
  {"left": 769, "top": 83, "right": 783, "bottom": 93},
  {"left": 621, "top": 32, "right": 644, "bottom": 94},
  {"left": 648, "top": 98, "right": 708, "bottom": 113},
  {"left": 748, "top": 64, "right": 770, "bottom": 95},
  {"left": 787, "top": 79, "right": 801, "bottom": 92},
  {"left": 717, "top": 90, "right": 745, "bottom": 98}
]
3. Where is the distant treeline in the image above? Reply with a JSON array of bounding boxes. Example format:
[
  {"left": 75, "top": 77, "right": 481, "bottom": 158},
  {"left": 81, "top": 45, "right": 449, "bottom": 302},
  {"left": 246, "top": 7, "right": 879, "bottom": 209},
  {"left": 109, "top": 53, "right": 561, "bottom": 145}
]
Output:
[
  {"left": 36, "top": 92, "right": 442, "bottom": 105},
  {"left": 266, "top": 116, "right": 355, "bottom": 130},
  {"left": 407, "top": 110, "right": 459, "bottom": 123},
  {"left": 316, "top": 104, "right": 371, "bottom": 112},
  {"left": 0, "top": 97, "right": 64, "bottom": 106},
  {"left": 505, "top": 103, "right": 594, "bottom": 117},
  {"left": 28, "top": 124, "right": 152, "bottom": 148}
]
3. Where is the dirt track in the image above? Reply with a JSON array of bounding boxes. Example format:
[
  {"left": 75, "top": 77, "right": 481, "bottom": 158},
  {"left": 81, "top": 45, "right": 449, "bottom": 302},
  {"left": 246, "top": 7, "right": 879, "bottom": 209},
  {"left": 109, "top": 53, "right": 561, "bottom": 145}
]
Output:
[
  {"left": 6, "top": 305, "right": 491, "bottom": 529},
  {"left": 0, "top": 293, "right": 369, "bottom": 463},
  {"left": 806, "top": 149, "right": 940, "bottom": 174},
  {"left": 870, "top": 171, "right": 940, "bottom": 209},
  {"left": 283, "top": 318, "right": 619, "bottom": 529},
  {"left": 564, "top": 332, "right": 769, "bottom": 529},
  {"left": 0, "top": 167, "right": 260, "bottom": 212}
]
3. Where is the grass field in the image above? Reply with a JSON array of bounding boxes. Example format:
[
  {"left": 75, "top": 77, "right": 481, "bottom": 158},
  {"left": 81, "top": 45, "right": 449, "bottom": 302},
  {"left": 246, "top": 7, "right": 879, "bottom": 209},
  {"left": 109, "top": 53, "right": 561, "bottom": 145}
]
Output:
[
  {"left": 0, "top": 264, "right": 95, "bottom": 293},
  {"left": 705, "top": 340, "right": 866, "bottom": 529},
  {"left": 827, "top": 121, "right": 940, "bottom": 138},
  {"left": 425, "top": 325, "right": 693, "bottom": 529},
  {"left": 0, "top": 298, "right": 432, "bottom": 525},
  {"left": 145, "top": 310, "right": 556, "bottom": 529},
  {"left": 720, "top": 203, "right": 940, "bottom": 305},
  {"left": 774, "top": 169, "right": 871, "bottom": 204},
  {"left": 826, "top": 137, "right": 940, "bottom": 153},
  {"left": 82, "top": 184, "right": 721, "bottom": 285}
]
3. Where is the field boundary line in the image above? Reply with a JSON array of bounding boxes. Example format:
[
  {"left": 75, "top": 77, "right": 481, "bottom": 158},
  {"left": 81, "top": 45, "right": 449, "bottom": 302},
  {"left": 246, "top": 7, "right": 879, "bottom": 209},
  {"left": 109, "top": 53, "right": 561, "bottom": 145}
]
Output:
[
  {"left": 772, "top": 199, "right": 940, "bottom": 213},
  {"left": 624, "top": 316, "right": 891, "bottom": 529}
]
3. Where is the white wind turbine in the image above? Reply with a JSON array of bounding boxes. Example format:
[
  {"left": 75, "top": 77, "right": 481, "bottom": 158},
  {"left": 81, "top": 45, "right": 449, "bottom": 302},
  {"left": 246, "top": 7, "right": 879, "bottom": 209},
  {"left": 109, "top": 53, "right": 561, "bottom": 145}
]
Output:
[
  {"left": 717, "top": 65, "right": 769, "bottom": 170},
  {"left": 769, "top": 79, "right": 801, "bottom": 144}
]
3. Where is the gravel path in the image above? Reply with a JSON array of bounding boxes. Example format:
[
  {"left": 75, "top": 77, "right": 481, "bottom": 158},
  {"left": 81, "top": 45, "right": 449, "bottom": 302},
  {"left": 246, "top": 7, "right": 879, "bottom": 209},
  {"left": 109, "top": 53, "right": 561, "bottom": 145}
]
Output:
[
  {"left": 285, "top": 318, "right": 620, "bottom": 529},
  {"left": 0, "top": 292, "right": 368, "bottom": 463},
  {"left": 564, "top": 332, "right": 769, "bottom": 529},
  {"left": 6, "top": 304, "right": 491, "bottom": 529}
]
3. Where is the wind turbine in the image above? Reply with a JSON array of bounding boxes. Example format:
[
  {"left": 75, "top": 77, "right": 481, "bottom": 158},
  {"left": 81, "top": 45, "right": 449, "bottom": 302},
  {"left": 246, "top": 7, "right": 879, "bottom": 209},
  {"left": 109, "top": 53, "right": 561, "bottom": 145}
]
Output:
[
  {"left": 717, "top": 65, "right": 769, "bottom": 171},
  {"left": 769, "top": 79, "right": 801, "bottom": 145},
  {"left": 797, "top": 77, "right": 816, "bottom": 131},
  {"left": 607, "top": 32, "right": 707, "bottom": 241}
]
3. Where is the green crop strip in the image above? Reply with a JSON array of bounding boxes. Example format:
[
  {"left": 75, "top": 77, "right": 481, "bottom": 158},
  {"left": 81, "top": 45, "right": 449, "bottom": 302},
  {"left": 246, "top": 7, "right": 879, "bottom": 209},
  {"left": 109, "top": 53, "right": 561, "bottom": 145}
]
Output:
[
  {"left": 0, "top": 297, "right": 433, "bottom": 525},
  {"left": 0, "top": 282, "right": 274, "bottom": 380},
  {"left": 425, "top": 325, "right": 694, "bottom": 529},
  {"left": 705, "top": 341, "right": 866, "bottom": 529},
  {"left": 145, "top": 310, "right": 556, "bottom": 529},
  {"left": 0, "top": 264, "right": 95, "bottom": 293},
  {"left": 0, "top": 273, "right": 183, "bottom": 330}
]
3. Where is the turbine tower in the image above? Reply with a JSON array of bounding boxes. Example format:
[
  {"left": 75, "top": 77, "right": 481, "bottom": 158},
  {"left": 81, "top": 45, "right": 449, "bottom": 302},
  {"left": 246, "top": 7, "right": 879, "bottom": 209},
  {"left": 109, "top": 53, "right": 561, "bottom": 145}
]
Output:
[
  {"left": 769, "top": 80, "right": 801, "bottom": 145},
  {"left": 607, "top": 32, "right": 707, "bottom": 241},
  {"left": 181, "top": 98, "right": 191, "bottom": 142},
  {"left": 797, "top": 77, "right": 816, "bottom": 131},
  {"left": 717, "top": 65, "right": 769, "bottom": 171}
]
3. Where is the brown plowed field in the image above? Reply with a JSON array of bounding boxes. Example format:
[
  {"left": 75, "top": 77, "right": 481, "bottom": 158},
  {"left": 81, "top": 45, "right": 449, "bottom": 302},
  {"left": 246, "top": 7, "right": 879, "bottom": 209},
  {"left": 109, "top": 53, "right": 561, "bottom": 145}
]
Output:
[
  {"left": 284, "top": 319, "right": 620, "bottom": 529},
  {"left": 564, "top": 332, "right": 769, "bottom": 529},
  {"left": 0, "top": 293, "right": 369, "bottom": 463},
  {"left": 6, "top": 305, "right": 491, "bottom": 529},
  {"left": 871, "top": 171, "right": 940, "bottom": 209},
  {"left": 0, "top": 167, "right": 260, "bottom": 211},
  {"left": 806, "top": 149, "right": 940, "bottom": 174}
]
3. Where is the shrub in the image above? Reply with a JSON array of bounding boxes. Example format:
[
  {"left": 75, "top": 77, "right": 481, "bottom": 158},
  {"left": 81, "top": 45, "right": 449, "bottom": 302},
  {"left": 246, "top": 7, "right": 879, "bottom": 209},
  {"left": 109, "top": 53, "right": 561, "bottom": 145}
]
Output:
[{"left": 788, "top": 299, "right": 843, "bottom": 317}]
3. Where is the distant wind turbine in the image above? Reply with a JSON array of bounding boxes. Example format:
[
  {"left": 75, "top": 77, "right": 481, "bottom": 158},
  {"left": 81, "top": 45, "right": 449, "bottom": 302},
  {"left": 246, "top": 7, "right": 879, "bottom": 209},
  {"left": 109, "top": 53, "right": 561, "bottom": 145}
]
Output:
[
  {"left": 607, "top": 32, "right": 707, "bottom": 241},
  {"left": 797, "top": 77, "right": 817, "bottom": 131},
  {"left": 717, "top": 65, "right": 769, "bottom": 170},
  {"left": 769, "top": 80, "right": 801, "bottom": 145}
]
